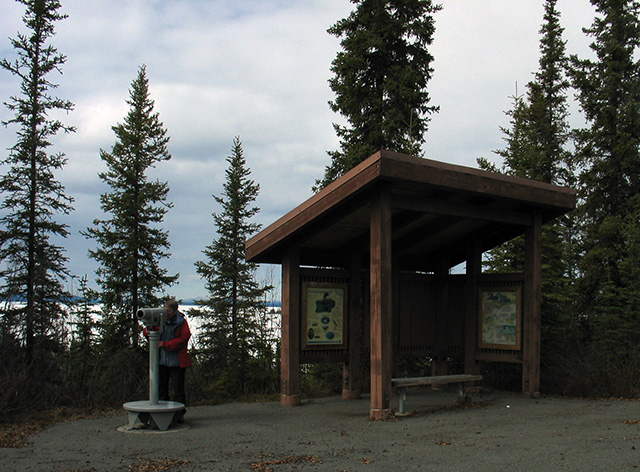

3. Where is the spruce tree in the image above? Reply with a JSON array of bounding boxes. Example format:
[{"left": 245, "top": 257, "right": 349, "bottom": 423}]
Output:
[
  {"left": 479, "top": 0, "right": 578, "bottom": 390},
  {"left": 480, "top": 0, "right": 572, "bottom": 183},
  {"left": 84, "top": 65, "right": 177, "bottom": 349},
  {"left": 479, "top": 0, "right": 573, "bottom": 262},
  {"left": 477, "top": 90, "right": 529, "bottom": 272},
  {"left": 512, "top": 0, "right": 573, "bottom": 186},
  {"left": 523, "top": 0, "right": 577, "bottom": 364},
  {"left": 0, "top": 0, "right": 74, "bottom": 359},
  {"left": 316, "top": 0, "right": 441, "bottom": 189},
  {"left": 569, "top": 0, "right": 640, "bottom": 366},
  {"left": 193, "top": 137, "right": 273, "bottom": 396}
]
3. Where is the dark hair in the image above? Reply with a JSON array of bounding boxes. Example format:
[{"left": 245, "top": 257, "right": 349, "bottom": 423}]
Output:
[{"left": 165, "top": 299, "right": 179, "bottom": 311}]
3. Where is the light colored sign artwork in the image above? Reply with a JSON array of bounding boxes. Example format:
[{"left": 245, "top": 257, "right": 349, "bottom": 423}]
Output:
[
  {"left": 302, "top": 282, "right": 347, "bottom": 349},
  {"left": 478, "top": 287, "right": 521, "bottom": 350}
]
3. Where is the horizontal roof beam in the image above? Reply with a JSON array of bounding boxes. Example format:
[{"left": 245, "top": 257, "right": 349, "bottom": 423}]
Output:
[{"left": 392, "top": 195, "right": 533, "bottom": 227}]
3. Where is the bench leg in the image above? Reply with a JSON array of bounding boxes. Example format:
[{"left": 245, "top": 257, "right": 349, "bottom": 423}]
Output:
[
  {"left": 457, "top": 383, "right": 464, "bottom": 401},
  {"left": 398, "top": 387, "right": 407, "bottom": 414}
]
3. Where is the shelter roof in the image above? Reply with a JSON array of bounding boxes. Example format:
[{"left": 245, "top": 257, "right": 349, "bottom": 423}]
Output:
[{"left": 246, "top": 151, "right": 576, "bottom": 271}]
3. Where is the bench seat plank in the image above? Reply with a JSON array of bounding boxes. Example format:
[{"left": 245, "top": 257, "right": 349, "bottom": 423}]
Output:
[
  {"left": 392, "top": 374, "right": 483, "bottom": 387},
  {"left": 392, "top": 374, "right": 483, "bottom": 415}
]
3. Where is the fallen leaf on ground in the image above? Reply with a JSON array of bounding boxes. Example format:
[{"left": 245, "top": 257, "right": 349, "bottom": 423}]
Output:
[
  {"left": 128, "top": 457, "right": 189, "bottom": 472},
  {"left": 251, "top": 455, "right": 322, "bottom": 472}
]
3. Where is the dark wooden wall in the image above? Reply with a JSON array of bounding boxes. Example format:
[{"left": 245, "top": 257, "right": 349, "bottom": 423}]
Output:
[{"left": 300, "top": 269, "right": 525, "bottom": 367}]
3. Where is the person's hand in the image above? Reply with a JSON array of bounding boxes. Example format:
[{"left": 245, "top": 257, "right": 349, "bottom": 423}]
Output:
[{"left": 158, "top": 341, "right": 165, "bottom": 348}]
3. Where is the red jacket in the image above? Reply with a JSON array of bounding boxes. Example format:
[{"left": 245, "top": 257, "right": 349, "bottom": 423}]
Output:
[
  {"left": 163, "top": 313, "right": 192, "bottom": 368},
  {"left": 144, "top": 313, "right": 193, "bottom": 368}
]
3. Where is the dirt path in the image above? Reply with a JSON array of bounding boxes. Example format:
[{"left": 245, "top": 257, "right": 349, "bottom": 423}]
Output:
[{"left": 3, "top": 390, "right": 640, "bottom": 471}]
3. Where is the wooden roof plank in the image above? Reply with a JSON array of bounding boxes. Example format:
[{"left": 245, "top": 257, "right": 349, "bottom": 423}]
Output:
[{"left": 378, "top": 150, "right": 576, "bottom": 209}]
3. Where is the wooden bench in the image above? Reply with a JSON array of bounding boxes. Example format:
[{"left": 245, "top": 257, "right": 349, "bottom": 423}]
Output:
[{"left": 392, "top": 374, "right": 483, "bottom": 415}]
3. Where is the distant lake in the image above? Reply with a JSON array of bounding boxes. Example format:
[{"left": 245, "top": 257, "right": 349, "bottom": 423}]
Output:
[{"left": 62, "top": 303, "right": 282, "bottom": 347}]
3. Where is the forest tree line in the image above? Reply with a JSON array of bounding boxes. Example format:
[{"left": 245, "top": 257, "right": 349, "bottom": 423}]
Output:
[{"left": 1, "top": 0, "right": 639, "bottom": 421}]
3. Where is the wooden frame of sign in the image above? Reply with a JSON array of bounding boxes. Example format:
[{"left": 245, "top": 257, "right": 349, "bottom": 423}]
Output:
[
  {"left": 478, "top": 286, "right": 522, "bottom": 350},
  {"left": 301, "top": 281, "right": 348, "bottom": 350}
]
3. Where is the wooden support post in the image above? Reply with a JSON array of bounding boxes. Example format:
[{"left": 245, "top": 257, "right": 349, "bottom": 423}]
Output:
[
  {"left": 370, "top": 190, "right": 393, "bottom": 419},
  {"left": 391, "top": 255, "right": 400, "bottom": 378},
  {"left": 343, "top": 250, "right": 362, "bottom": 400},
  {"left": 523, "top": 212, "right": 542, "bottom": 397},
  {"left": 464, "top": 238, "right": 481, "bottom": 374},
  {"left": 281, "top": 247, "right": 301, "bottom": 406}
]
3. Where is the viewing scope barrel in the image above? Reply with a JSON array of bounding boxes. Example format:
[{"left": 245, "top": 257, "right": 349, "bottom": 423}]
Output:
[{"left": 137, "top": 307, "right": 166, "bottom": 326}]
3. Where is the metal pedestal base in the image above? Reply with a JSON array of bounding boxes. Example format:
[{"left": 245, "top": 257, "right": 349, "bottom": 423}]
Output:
[{"left": 123, "top": 400, "right": 185, "bottom": 431}]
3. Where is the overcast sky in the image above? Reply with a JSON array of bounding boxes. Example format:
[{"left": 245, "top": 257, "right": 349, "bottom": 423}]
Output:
[{"left": 0, "top": 0, "right": 597, "bottom": 301}]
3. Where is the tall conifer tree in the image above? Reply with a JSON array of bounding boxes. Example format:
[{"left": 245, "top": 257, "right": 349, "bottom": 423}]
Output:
[
  {"left": 84, "top": 65, "right": 177, "bottom": 349},
  {"left": 194, "top": 137, "right": 273, "bottom": 396},
  {"left": 316, "top": 0, "right": 441, "bottom": 189},
  {"left": 510, "top": 0, "right": 573, "bottom": 186},
  {"left": 524, "top": 0, "right": 577, "bottom": 361},
  {"left": 480, "top": 0, "right": 573, "bottom": 267},
  {"left": 0, "top": 0, "right": 74, "bottom": 358},
  {"left": 569, "top": 0, "right": 640, "bottom": 364},
  {"left": 479, "top": 0, "right": 577, "bottom": 385}
]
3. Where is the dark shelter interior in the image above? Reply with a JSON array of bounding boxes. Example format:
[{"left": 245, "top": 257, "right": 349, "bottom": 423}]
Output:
[{"left": 246, "top": 151, "right": 576, "bottom": 418}]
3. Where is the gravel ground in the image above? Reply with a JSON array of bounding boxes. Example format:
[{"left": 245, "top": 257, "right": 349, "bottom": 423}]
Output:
[{"left": 3, "top": 389, "right": 640, "bottom": 472}]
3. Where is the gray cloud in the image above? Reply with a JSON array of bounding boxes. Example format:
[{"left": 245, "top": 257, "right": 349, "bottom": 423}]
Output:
[{"left": 0, "top": 0, "right": 596, "bottom": 299}]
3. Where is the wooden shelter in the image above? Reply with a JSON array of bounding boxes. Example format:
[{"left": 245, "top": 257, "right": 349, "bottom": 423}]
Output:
[{"left": 246, "top": 151, "right": 576, "bottom": 418}]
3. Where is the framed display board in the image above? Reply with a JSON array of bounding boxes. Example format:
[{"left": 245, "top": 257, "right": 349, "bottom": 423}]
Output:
[
  {"left": 478, "top": 286, "right": 522, "bottom": 350},
  {"left": 302, "top": 282, "right": 347, "bottom": 349}
]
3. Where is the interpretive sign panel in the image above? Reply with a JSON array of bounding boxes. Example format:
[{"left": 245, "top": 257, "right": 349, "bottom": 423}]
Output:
[
  {"left": 478, "top": 287, "right": 521, "bottom": 350},
  {"left": 302, "top": 282, "right": 347, "bottom": 349}
]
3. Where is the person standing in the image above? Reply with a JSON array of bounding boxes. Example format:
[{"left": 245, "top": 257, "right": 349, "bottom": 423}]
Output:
[{"left": 158, "top": 300, "right": 192, "bottom": 422}]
